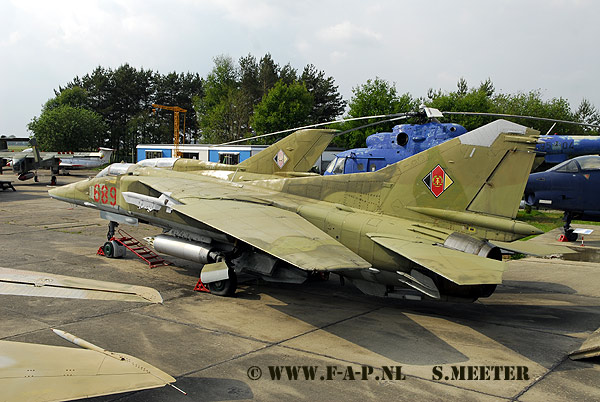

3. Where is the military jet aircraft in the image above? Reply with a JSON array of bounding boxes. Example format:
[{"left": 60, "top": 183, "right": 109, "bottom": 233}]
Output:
[
  {"left": 324, "top": 107, "right": 600, "bottom": 175},
  {"left": 0, "top": 138, "right": 113, "bottom": 185},
  {"left": 56, "top": 147, "right": 114, "bottom": 172},
  {"left": 524, "top": 155, "right": 600, "bottom": 241},
  {"left": 49, "top": 121, "right": 572, "bottom": 302}
]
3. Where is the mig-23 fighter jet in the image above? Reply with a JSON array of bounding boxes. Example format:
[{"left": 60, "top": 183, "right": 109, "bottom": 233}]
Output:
[{"left": 49, "top": 121, "right": 570, "bottom": 302}]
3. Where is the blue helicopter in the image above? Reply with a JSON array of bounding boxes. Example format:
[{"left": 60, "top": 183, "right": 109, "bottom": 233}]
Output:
[
  {"left": 524, "top": 155, "right": 600, "bottom": 241},
  {"left": 324, "top": 107, "right": 600, "bottom": 175}
]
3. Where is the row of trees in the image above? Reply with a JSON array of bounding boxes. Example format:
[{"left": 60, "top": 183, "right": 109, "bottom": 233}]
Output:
[
  {"left": 195, "top": 54, "right": 345, "bottom": 144},
  {"left": 29, "top": 64, "right": 202, "bottom": 161},
  {"left": 28, "top": 56, "right": 600, "bottom": 160},
  {"left": 334, "top": 77, "right": 600, "bottom": 148}
]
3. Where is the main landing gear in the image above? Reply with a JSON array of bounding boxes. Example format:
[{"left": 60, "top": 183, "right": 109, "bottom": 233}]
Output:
[
  {"left": 205, "top": 269, "right": 238, "bottom": 297},
  {"left": 561, "top": 212, "right": 578, "bottom": 242}
]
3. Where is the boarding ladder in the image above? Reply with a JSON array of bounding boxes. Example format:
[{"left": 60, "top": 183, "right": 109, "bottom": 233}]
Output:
[{"left": 112, "top": 229, "right": 171, "bottom": 268}]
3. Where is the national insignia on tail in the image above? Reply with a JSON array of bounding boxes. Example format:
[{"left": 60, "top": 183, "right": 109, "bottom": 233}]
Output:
[
  {"left": 274, "top": 149, "right": 289, "bottom": 169},
  {"left": 423, "top": 164, "right": 453, "bottom": 198}
]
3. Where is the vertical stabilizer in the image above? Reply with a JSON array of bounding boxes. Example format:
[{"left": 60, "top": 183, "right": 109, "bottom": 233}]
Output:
[
  {"left": 29, "top": 138, "right": 42, "bottom": 164},
  {"left": 237, "top": 129, "right": 336, "bottom": 174}
]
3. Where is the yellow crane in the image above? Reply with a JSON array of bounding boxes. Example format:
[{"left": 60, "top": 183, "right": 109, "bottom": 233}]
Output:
[{"left": 152, "top": 104, "right": 187, "bottom": 158}]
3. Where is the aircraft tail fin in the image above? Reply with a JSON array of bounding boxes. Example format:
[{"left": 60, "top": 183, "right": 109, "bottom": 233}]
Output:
[
  {"left": 99, "top": 148, "right": 114, "bottom": 163},
  {"left": 237, "top": 129, "right": 336, "bottom": 174},
  {"left": 29, "top": 138, "right": 42, "bottom": 164},
  {"left": 379, "top": 119, "right": 539, "bottom": 219}
]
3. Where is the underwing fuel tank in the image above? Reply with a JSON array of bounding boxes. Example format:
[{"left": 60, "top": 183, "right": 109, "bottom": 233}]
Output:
[
  {"left": 18, "top": 172, "right": 35, "bottom": 181},
  {"left": 152, "top": 235, "right": 220, "bottom": 264}
]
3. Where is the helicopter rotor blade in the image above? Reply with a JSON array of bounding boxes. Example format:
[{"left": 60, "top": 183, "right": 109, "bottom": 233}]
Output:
[
  {"left": 215, "top": 112, "right": 416, "bottom": 146},
  {"left": 441, "top": 111, "right": 600, "bottom": 129},
  {"left": 336, "top": 115, "right": 413, "bottom": 136}
]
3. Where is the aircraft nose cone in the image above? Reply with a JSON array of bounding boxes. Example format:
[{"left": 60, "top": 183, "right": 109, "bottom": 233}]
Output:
[{"left": 48, "top": 182, "right": 76, "bottom": 202}]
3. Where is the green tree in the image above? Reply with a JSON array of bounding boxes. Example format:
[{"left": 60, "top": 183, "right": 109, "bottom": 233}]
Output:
[
  {"left": 196, "top": 55, "right": 247, "bottom": 143},
  {"left": 300, "top": 64, "right": 346, "bottom": 123},
  {"left": 337, "top": 77, "right": 417, "bottom": 148},
  {"left": 427, "top": 78, "right": 497, "bottom": 130},
  {"left": 45, "top": 86, "right": 90, "bottom": 111},
  {"left": 152, "top": 71, "right": 203, "bottom": 143},
  {"left": 258, "top": 53, "right": 279, "bottom": 99},
  {"left": 491, "top": 90, "right": 575, "bottom": 134},
  {"left": 28, "top": 106, "right": 107, "bottom": 151},
  {"left": 60, "top": 64, "right": 202, "bottom": 161},
  {"left": 251, "top": 80, "right": 313, "bottom": 139},
  {"left": 574, "top": 98, "right": 600, "bottom": 134}
]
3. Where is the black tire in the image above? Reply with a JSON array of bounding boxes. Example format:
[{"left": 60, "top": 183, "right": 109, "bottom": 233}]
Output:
[
  {"left": 51, "top": 176, "right": 57, "bottom": 186},
  {"left": 207, "top": 270, "right": 237, "bottom": 297},
  {"left": 103, "top": 241, "right": 115, "bottom": 258},
  {"left": 565, "top": 229, "right": 578, "bottom": 242}
]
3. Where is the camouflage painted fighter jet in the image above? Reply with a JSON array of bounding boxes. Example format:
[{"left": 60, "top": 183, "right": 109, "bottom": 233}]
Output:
[{"left": 49, "top": 122, "right": 571, "bottom": 302}]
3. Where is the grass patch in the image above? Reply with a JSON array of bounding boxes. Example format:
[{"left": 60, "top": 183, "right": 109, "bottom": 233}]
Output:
[
  {"left": 7, "top": 145, "right": 28, "bottom": 152},
  {"left": 517, "top": 209, "right": 597, "bottom": 233}
]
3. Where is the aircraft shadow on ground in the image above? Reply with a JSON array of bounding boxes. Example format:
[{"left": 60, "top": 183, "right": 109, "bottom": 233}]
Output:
[
  {"left": 237, "top": 279, "right": 599, "bottom": 368},
  {"left": 500, "top": 280, "right": 577, "bottom": 294}
]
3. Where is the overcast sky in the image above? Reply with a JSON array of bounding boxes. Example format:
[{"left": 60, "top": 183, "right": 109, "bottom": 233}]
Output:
[{"left": 1, "top": 0, "right": 598, "bottom": 136}]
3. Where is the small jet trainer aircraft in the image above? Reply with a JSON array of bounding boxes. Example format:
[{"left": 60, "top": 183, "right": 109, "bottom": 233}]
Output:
[
  {"left": 524, "top": 155, "right": 600, "bottom": 241},
  {"left": 49, "top": 121, "right": 571, "bottom": 302},
  {"left": 324, "top": 107, "right": 600, "bottom": 175},
  {"left": 57, "top": 147, "right": 114, "bottom": 171},
  {"left": 0, "top": 138, "right": 113, "bottom": 185}
]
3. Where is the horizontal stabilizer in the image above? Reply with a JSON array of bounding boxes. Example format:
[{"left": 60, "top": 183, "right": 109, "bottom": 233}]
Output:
[
  {"left": 0, "top": 330, "right": 176, "bottom": 401},
  {"left": 368, "top": 234, "right": 505, "bottom": 285},
  {"left": 0, "top": 267, "right": 162, "bottom": 303},
  {"left": 490, "top": 240, "right": 576, "bottom": 256}
]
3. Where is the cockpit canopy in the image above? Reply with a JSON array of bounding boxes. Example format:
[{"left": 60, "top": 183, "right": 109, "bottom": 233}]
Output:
[
  {"left": 95, "top": 163, "right": 137, "bottom": 178},
  {"left": 324, "top": 156, "right": 346, "bottom": 175},
  {"left": 549, "top": 155, "right": 600, "bottom": 173},
  {"left": 136, "top": 158, "right": 178, "bottom": 168}
]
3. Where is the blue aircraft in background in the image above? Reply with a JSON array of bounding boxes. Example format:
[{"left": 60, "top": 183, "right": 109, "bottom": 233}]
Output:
[
  {"left": 524, "top": 155, "right": 600, "bottom": 241},
  {"left": 325, "top": 119, "right": 467, "bottom": 174},
  {"left": 325, "top": 107, "right": 600, "bottom": 175},
  {"left": 536, "top": 135, "right": 600, "bottom": 164}
]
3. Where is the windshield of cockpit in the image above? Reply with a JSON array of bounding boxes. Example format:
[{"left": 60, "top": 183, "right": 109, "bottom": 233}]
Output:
[
  {"left": 575, "top": 156, "right": 600, "bottom": 170},
  {"left": 95, "top": 163, "right": 137, "bottom": 178},
  {"left": 325, "top": 157, "right": 346, "bottom": 175}
]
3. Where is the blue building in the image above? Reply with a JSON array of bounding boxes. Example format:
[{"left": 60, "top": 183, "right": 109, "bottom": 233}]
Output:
[
  {"left": 136, "top": 143, "right": 340, "bottom": 172},
  {"left": 136, "top": 144, "right": 268, "bottom": 165}
]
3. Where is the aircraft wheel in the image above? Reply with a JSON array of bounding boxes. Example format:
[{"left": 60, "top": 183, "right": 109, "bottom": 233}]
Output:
[
  {"left": 207, "top": 270, "right": 237, "bottom": 297},
  {"left": 103, "top": 241, "right": 115, "bottom": 258},
  {"left": 51, "top": 176, "right": 57, "bottom": 186},
  {"left": 565, "top": 230, "right": 578, "bottom": 242}
]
